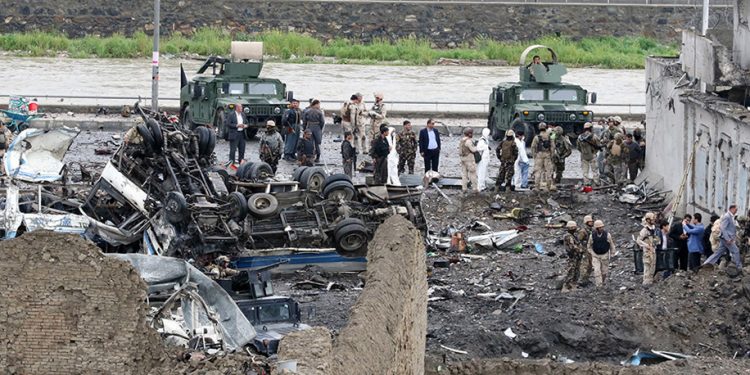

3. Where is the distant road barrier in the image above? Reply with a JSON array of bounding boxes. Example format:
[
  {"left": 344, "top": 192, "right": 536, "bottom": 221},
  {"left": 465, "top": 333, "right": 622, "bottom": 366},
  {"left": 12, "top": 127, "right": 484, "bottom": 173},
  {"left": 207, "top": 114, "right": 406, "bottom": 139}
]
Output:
[{"left": 0, "top": 94, "right": 645, "bottom": 115}]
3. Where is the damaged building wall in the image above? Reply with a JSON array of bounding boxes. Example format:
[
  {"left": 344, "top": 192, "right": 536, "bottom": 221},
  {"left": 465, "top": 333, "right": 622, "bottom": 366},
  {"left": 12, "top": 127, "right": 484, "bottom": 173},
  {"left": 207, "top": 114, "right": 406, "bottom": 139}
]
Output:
[
  {"left": 734, "top": 0, "right": 750, "bottom": 69},
  {"left": 0, "top": 231, "right": 166, "bottom": 375},
  {"left": 277, "top": 215, "right": 428, "bottom": 375}
]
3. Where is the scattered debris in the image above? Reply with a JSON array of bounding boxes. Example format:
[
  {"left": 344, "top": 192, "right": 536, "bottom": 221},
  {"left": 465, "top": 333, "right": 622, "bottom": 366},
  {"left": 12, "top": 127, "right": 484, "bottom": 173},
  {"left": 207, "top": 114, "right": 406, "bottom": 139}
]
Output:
[
  {"left": 623, "top": 349, "right": 692, "bottom": 366},
  {"left": 440, "top": 345, "right": 468, "bottom": 355}
]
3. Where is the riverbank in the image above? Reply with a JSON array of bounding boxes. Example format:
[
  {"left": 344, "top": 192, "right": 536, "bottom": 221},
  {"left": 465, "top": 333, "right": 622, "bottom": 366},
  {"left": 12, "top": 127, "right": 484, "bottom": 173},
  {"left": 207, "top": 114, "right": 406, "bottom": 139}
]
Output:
[{"left": 0, "top": 29, "right": 677, "bottom": 69}]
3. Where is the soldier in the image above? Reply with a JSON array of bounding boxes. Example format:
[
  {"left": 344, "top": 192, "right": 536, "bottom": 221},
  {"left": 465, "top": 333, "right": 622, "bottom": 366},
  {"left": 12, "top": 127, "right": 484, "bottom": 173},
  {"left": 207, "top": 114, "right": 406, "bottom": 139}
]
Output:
[
  {"left": 577, "top": 122, "right": 601, "bottom": 186},
  {"left": 369, "top": 93, "right": 387, "bottom": 141},
  {"left": 396, "top": 120, "right": 417, "bottom": 175},
  {"left": 260, "top": 120, "right": 283, "bottom": 174},
  {"left": 340, "top": 94, "right": 357, "bottom": 134},
  {"left": 635, "top": 212, "right": 659, "bottom": 285},
  {"left": 600, "top": 117, "right": 625, "bottom": 178},
  {"left": 495, "top": 129, "right": 518, "bottom": 192},
  {"left": 562, "top": 221, "right": 586, "bottom": 292},
  {"left": 579, "top": 215, "right": 595, "bottom": 286},
  {"left": 552, "top": 126, "right": 572, "bottom": 183},
  {"left": 606, "top": 133, "right": 628, "bottom": 185},
  {"left": 530, "top": 122, "right": 556, "bottom": 191},
  {"left": 206, "top": 255, "right": 239, "bottom": 279},
  {"left": 586, "top": 220, "right": 616, "bottom": 287},
  {"left": 297, "top": 129, "right": 317, "bottom": 167},
  {"left": 303, "top": 99, "right": 325, "bottom": 162},
  {"left": 458, "top": 127, "right": 479, "bottom": 192},
  {"left": 0, "top": 122, "right": 13, "bottom": 175},
  {"left": 341, "top": 131, "right": 356, "bottom": 178},
  {"left": 348, "top": 93, "right": 369, "bottom": 154}
]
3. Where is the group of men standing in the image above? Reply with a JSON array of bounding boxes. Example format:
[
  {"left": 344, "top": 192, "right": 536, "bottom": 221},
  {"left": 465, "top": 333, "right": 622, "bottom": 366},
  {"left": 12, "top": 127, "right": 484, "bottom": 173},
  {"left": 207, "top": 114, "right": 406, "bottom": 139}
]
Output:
[
  {"left": 578, "top": 116, "right": 644, "bottom": 186},
  {"left": 561, "top": 216, "right": 617, "bottom": 291}
]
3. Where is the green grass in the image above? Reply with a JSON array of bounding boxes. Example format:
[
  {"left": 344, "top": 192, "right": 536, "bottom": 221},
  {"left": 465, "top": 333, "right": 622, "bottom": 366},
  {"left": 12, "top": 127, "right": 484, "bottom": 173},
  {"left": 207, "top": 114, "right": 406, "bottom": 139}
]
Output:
[{"left": 0, "top": 28, "right": 678, "bottom": 68}]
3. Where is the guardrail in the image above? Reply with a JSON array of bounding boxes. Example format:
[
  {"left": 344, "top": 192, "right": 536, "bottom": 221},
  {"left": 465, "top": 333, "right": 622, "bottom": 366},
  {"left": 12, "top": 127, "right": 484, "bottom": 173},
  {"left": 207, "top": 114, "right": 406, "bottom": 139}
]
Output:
[{"left": 0, "top": 94, "right": 645, "bottom": 115}]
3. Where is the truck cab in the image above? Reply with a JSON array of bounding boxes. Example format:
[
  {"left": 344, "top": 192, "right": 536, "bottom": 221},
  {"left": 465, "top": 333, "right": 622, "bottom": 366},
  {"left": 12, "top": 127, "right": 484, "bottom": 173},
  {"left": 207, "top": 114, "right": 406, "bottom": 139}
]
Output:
[
  {"left": 180, "top": 42, "right": 293, "bottom": 140},
  {"left": 488, "top": 45, "right": 596, "bottom": 146}
]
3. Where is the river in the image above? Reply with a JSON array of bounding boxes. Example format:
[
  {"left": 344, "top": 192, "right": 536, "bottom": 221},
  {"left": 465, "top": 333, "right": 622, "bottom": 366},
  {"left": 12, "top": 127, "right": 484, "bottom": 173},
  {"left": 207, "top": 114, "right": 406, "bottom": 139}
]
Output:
[{"left": 0, "top": 57, "right": 644, "bottom": 114}]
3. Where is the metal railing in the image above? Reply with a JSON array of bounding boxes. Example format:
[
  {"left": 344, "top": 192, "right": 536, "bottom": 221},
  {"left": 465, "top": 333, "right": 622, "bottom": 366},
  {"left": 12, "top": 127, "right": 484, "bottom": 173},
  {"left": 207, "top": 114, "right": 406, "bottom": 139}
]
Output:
[
  {"left": 0, "top": 94, "right": 645, "bottom": 114},
  {"left": 298, "top": 0, "right": 732, "bottom": 5}
]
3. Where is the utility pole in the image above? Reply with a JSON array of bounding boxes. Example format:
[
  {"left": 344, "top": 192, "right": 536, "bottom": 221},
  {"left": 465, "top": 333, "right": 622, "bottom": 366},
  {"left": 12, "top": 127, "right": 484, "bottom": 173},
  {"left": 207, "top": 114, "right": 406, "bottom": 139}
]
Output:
[{"left": 151, "top": 0, "right": 160, "bottom": 111}]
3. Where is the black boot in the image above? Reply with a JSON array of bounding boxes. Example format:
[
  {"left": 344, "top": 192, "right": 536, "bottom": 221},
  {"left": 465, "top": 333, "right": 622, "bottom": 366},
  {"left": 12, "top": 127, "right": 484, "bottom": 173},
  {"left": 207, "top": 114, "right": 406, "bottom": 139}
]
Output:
[{"left": 510, "top": 185, "right": 515, "bottom": 192}]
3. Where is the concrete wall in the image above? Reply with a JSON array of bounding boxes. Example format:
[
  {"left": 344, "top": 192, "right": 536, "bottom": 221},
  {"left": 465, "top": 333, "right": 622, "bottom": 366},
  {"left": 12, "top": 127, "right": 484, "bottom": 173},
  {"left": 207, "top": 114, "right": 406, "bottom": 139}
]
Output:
[
  {"left": 277, "top": 214, "right": 428, "bottom": 375},
  {"left": 734, "top": 0, "right": 750, "bottom": 69},
  {"left": 0, "top": 0, "right": 733, "bottom": 44}
]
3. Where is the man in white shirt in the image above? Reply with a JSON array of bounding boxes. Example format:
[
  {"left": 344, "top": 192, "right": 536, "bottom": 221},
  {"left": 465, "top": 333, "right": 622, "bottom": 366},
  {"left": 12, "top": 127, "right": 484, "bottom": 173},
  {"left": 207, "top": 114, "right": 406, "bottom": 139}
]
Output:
[
  {"left": 225, "top": 103, "right": 249, "bottom": 165},
  {"left": 514, "top": 131, "right": 530, "bottom": 190}
]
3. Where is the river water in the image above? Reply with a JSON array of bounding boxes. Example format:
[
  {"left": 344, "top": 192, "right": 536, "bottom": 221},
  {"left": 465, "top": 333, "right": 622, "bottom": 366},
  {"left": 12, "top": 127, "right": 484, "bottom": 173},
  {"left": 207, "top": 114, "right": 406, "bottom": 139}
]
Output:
[{"left": 0, "top": 57, "right": 644, "bottom": 114}]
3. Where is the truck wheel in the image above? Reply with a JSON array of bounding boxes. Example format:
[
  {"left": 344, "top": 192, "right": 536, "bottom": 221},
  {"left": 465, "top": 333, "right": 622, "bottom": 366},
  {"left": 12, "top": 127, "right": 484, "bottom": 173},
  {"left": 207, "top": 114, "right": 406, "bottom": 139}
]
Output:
[
  {"left": 292, "top": 166, "right": 309, "bottom": 182},
  {"left": 136, "top": 124, "right": 156, "bottom": 155},
  {"left": 245, "top": 128, "right": 258, "bottom": 140},
  {"left": 247, "top": 193, "right": 279, "bottom": 218},
  {"left": 164, "top": 191, "right": 189, "bottom": 224},
  {"left": 236, "top": 162, "right": 255, "bottom": 180},
  {"left": 300, "top": 167, "right": 327, "bottom": 192},
  {"left": 195, "top": 127, "right": 210, "bottom": 156},
  {"left": 248, "top": 162, "right": 274, "bottom": 179},
  {"left": 323, "top": 173, "right": 352, "bottom": 188},
  {"left": 334, "top": 219, "right": 368, "bottom": 257},
  {"left": 147, "top": 119, "right": 164, "bottom": 151},
  {"left": 215, "top": 110, "right": 227, "bottom": 141},
  {"left": 524, "top": 123, "right": 536, "bottom": 148},
  {"left": 323, "top": 180, "right": 356, "bottom": 201},
  {"left": 228, "top": 191, "right": 248, "bottom": 221},
  {"left": 181, "top": 105, "right": 195, "bottom": 130}
]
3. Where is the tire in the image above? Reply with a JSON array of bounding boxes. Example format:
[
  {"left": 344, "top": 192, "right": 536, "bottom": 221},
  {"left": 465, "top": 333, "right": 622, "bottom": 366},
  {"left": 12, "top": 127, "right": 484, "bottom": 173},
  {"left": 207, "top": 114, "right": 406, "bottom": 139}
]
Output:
[
  {"left": 245, "top": 128, "right": 258, "bottom": 140},
  {"left": 248, "top": 162, "right": 274, "bottom": 180},
  {"left": 215, "top": 110, "right": 227, "bottom": 141},
  {"left": 227, "top": 191, "right": 248, "bottom": 221},
  {"left": 334, "top": 219, "right": 368, "bottom": 257},
  {"left": 236, "top": 162, "right": 255, "bottom": 179},
  {"left": 195, "top": 126, "right": 211, "bottom": 157},
  {"left": 300, "top": 166, "right": 327, "bottom": 192},
  {"left": 323, "top": 173, "right": 352, "bottom": 188},
  {"left": 136, "top": 124, "right": 156, "bottom": 155},
  {"left": 323, "top": 180, "right": 356, "bottom": 201},
  {"left": 247, "top": 193, "right": 279, "bottom": 218},
  {"left": 181, "top": 105, "right": 195, "bottom": 130},
  {"left": 164, "top": 191, "right": 189, "bottom": 224},
  {"left": 292, "top": 166, "right": 309, "bottom": 182},
  {"left": 205, "top": 127, "right": 216, "bottom": 155},
  {"left": 147, "top": 119, "right": 164, "bottom": 151},
  {"left": 524, "top": 123, "right": 536, "bottom": 148}
]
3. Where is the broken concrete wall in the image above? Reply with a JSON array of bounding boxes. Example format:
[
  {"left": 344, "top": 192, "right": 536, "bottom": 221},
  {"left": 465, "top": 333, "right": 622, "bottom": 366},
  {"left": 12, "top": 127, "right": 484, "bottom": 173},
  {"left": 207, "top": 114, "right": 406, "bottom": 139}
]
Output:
[
  {"left": 734, "top": 0, "right": 750, "bottom": 69},
  {"left": 682, "top": 30, "right": 720, "bottom": 87},
  {"left": 277, "top": 215, "right": 428, "bottom": 375},
  {"left": 0, "top": 231, "right": 165, "bottom": 375}
]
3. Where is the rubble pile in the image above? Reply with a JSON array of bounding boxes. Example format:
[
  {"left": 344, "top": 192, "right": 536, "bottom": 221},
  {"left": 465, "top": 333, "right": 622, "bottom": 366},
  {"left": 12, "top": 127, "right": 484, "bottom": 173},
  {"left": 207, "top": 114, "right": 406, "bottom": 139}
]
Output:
[{"left": 0, "top": 231, "right": 165, "bottom": 374}]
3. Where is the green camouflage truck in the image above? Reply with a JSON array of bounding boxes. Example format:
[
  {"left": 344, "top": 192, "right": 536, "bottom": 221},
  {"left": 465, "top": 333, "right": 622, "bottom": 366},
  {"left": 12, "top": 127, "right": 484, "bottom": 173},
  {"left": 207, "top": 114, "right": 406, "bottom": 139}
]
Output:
[
  {"left": 180, "top": 42, "right": 293, "bottom": 140},
  {"left": 488, "top": 45, "right": 597, "bottom": 146}
]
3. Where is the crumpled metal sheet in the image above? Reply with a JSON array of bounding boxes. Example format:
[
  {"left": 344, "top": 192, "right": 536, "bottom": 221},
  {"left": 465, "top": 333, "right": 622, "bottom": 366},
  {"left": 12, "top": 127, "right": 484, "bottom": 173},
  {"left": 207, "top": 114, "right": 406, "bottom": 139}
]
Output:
[
  {"left": 111, "top": 254, "right": 256, "bottom": 351},
  {"left": 4, "top": 127, "right": 80, "bottom": 182}
]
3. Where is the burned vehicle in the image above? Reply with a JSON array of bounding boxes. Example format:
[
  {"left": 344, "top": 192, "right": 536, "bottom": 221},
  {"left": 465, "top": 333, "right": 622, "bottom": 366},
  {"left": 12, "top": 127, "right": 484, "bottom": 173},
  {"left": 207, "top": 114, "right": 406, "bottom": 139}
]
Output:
[
  {"left": 487, "top": 45, "right": 597, "bottom": 145},
  {"left": 179, "top": 41, "right": 293, "bottom": 140}
]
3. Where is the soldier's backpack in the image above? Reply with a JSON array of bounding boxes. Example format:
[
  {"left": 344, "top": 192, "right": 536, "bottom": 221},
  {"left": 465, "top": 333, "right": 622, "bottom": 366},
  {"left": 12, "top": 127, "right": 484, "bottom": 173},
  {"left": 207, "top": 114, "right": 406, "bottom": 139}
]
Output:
[
  {"left": 340, "top": 101, "right": 351, "bottom": 121},
  {"left": 536, "top": 135, "right": 551, "bottom": 152}
]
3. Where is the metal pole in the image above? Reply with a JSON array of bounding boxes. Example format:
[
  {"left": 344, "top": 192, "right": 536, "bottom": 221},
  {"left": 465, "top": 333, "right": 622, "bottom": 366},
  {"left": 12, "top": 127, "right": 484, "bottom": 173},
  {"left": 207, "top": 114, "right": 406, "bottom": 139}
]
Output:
[
  {"left": 151, "top": 0, "right": 160, "bottom": 111},
  {"left": 702, "top": 0, "right": 710, "bottom": 35}
]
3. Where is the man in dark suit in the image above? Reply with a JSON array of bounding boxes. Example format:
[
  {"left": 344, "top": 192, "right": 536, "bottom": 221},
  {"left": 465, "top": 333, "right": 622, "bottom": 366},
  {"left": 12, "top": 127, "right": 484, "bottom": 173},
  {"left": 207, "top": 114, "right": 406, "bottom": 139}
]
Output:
[
  {"left": 669, "top": 214, "right": 691, "bottom": 271},
  {"left": 225, "top": 103, "right": 249, "bottom": 165},
  {"left": 419, "top": 118, "right": 441, "bottom": 173}
]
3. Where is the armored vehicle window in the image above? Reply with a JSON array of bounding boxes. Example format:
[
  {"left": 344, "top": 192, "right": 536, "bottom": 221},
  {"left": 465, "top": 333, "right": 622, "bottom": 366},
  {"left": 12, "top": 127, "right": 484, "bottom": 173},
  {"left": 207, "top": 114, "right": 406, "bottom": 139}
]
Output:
[
  {"left": 248, "top": 83, "right": 278, "bottom": 95},
  {"left": 258, "top": 303, "right": 291, "bottom": 323},
  {"left": 549, "top": 89, "right": 578, "bottom": 101},
  {"left": 229, "top": 83, "right": 245, "bottom": 95},
  {"left": 520, "top": 89, "right": 544, "bottom": 101}
]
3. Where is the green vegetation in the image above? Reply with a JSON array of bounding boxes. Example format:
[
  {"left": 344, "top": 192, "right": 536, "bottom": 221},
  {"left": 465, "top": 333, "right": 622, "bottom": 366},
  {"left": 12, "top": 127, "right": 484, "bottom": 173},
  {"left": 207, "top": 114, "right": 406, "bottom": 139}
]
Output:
[{"left": 0, "top": 28, "right": 677, "bottom": 68}]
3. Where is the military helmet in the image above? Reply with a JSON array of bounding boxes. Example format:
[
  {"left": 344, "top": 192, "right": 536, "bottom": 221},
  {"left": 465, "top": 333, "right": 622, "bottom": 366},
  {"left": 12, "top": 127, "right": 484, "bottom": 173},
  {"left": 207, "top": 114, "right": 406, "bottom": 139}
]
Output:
[
  {"left": 583, "top": 122, "right": 593, "bottom": 129},
  {"left": 538, "top": 122, "right": 547, "bottom": 130},
  {"left": 505, "top": 129, "right": 515, "bottom": 137},
  {"left": 555, "top": 126, "right": 564, "bottom": 135},
  {"left": 613, "top": 116, "right": 622, "bottom": 124},
  {"left": 216, "top": 255, "right": 231, "bottom": 264},
  {"left": 644, "top": 212, "right": 655, "bottom": 221},
  {"left": 266, "top": 120, "right": 276, "bottom": 127},
  {"left": 594, "top": 220, "right": 605, "bottom": 228},
  {"left": 614, "top": 132, "right": 623, "bottom": 141},
  {"left": 566, "top": 221, "right": 578, "bottom": 229},
  {"left": 463, "top": 127, "right": 474, "bottom": 136},
  {"left": 583, "top": 215, "right": 594, "bottom": 224}
]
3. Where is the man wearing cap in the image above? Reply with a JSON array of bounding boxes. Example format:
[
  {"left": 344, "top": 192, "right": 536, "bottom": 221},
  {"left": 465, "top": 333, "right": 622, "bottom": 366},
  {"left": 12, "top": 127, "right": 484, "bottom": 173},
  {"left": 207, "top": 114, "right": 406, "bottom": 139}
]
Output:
[
  {"left": 348, "top": 93, "right": 369, "bottom": 154},
  {"left": 495, "top": 129, "right": 518, "bottom": 192},
  {"left": 458, "top": 127, "right": 479, "bottom": 192},
  {"left": 577, "top": 122, "right": 601, "bottom": 186},
  {"left": 552, "top": 126, "right": 572, "bottom": 184},
  {"left": 372, "top": 125, "right": 391, "bottom": 184},
  {"left": 579, "top": 215, "right": 595, "bottom": 286},
  {"left": 587, "top": 219, "right": 616, "bottom": 287},
  {"left": 396, "top": 120, "right": 418, "bottom": 175},
  {"left": 530, "top": 122, "right": 556, "bottom": 191},
  {"left": 419, "top": 118, "right": 441, "bottom": 173},
  {"left": 562, "top": 221, "right": 586, "bottom": 292},
  {"left": 297, "top": 129, "right": 317, "bottom": 167},
  {"left": 302, "top": 99, "right": 325, "bottom": 162},
  {"left": 282, "top": 98, "right": 302, "bottom": 161},
  {"left": 260, "top": 120, "right": 284, "bottom": 174},
  {"left": 636, "top": 212, "right": 660, "bottom": 285},
  {"left": 369, "top": 93, "right": 387, "bottom": 141},
  {"left": 225, "top": 103, "right": 249, "bottom": 166}
]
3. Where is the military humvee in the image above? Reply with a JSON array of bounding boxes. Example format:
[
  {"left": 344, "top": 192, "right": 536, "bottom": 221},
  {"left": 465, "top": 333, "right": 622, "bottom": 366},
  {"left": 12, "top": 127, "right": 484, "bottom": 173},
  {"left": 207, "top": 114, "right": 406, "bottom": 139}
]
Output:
[
  {"left": 487, "top": 45, "right": 596, "bottom": 146},
  {"left": 180, "top": 42, "right": 293, "bottom": 140}
]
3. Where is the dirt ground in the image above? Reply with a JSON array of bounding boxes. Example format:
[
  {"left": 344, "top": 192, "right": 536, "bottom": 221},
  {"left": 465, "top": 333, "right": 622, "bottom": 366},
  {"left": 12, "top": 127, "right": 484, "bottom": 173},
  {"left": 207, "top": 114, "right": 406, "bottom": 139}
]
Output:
[{"left": 58, "top": 128, "right": 750, "bottom": 373}]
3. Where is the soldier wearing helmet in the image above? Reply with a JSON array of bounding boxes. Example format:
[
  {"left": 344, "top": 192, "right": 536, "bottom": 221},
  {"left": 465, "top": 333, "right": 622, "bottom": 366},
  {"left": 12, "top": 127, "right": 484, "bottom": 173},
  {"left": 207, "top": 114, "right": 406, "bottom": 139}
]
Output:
[
  {"left": 562, "top": 220, "right": 587, "bottom": 292},
  {"left": 459, "top": 127, "right": 479, "bottom": 192},
  {"left": 369, "top": 92, "right": 387, "bottom": 141},
  {"left": 577, "top": 122, "right": 601, "bottom": 186},
  {"left": 530, "top": 122, "right": 556, "bottom": 191},
  {"left": 495, "top": 128, "right": 519, "bottom": 191},
  {"left": 578, "top": 214, "right": 595, "bottom": 286},
  {"left": 600, "top": 117, "right": 626, "bottom": 181},
  {"left": 587, "top": 219, "right": 616, "bottom": 287},
  {"left": 636, "top": 212, "right": 660, "bottom": 285},
  {"left": 260, "top": 120, "right": 283, "bottom": 173},
  {"left": 606, "top": 131, "right": 629, "bottom": 185},
  {"left": 552, "top": 126, "right": 572, "bottom": 184},
  {"left": 207, "top": 255, "right": 240, "bottom": 279}
]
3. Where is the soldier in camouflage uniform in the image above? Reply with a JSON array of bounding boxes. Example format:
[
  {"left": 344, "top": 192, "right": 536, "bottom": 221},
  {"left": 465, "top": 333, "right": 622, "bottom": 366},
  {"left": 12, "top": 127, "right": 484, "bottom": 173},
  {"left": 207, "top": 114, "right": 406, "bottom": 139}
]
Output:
[
  {"left": 562, "top": 220, "right": 587, "bottom": 292},
  {"left": 605, "top": 132, "right": 628, "bottom": 185},
  {"left": 530, "top": 123, "right": 556, "bottom": 191},
  {"left": 369, "top": 93, "right": 387, "bottom": 141},
  {"left": 396, "top": 120, "right": 418, "bottom": 174},
  {"left": 635, "top": 212, "right": 659, "bottom": 285},
  {"left": 599, "top": 116, "right": 625, "bottom": 178},
  {"left": 260, "top": 120, "right": 283, "bottom": 174},
  {"left": 347, "top": 93, "right": 369, "bottom": 154},
  {"left": 495, "top": 129, "right": 518, "bottom": 191},
  {"left": 552, "top": 126, "right": 572, "bottom": 183},
  {"left": 578, "top": 214, "right": 595, "bottom": 286}
]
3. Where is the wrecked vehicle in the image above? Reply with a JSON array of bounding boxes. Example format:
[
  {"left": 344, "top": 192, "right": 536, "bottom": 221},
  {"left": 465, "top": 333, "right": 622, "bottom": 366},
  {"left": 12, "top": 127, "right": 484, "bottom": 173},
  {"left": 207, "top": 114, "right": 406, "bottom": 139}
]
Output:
[{"left": 179, "top": 41, "right": 293, "bottom": 140}]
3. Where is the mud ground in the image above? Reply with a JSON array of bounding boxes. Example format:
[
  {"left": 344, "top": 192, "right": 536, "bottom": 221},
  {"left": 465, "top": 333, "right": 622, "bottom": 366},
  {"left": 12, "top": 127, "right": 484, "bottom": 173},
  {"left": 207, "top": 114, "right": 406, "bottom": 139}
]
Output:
[{"left": 58, "top": 127, "right": 750, "bottom": 374}]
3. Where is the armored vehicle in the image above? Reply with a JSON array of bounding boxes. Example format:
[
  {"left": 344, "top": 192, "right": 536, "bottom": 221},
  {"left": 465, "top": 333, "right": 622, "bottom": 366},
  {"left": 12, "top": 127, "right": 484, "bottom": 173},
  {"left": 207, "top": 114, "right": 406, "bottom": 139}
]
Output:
[
  {"left": 488, "top": 45, "right": 597, "bottom": 145},
  {"left": 180, "top": 42, "right": 293, "bottom": 140}
]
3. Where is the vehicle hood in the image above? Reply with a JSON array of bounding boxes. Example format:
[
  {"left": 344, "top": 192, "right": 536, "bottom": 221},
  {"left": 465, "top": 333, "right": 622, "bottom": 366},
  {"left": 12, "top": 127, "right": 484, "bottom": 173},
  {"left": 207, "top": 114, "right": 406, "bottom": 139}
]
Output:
[
  {"left": 4, "top": 127, "right": 80, "bottom": 182},
  {"left": 217, "top": 97, "right": 287, "bottom": 106},
  {"left": 514, "top": 103, "right": 588, "bottom": 111}
]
